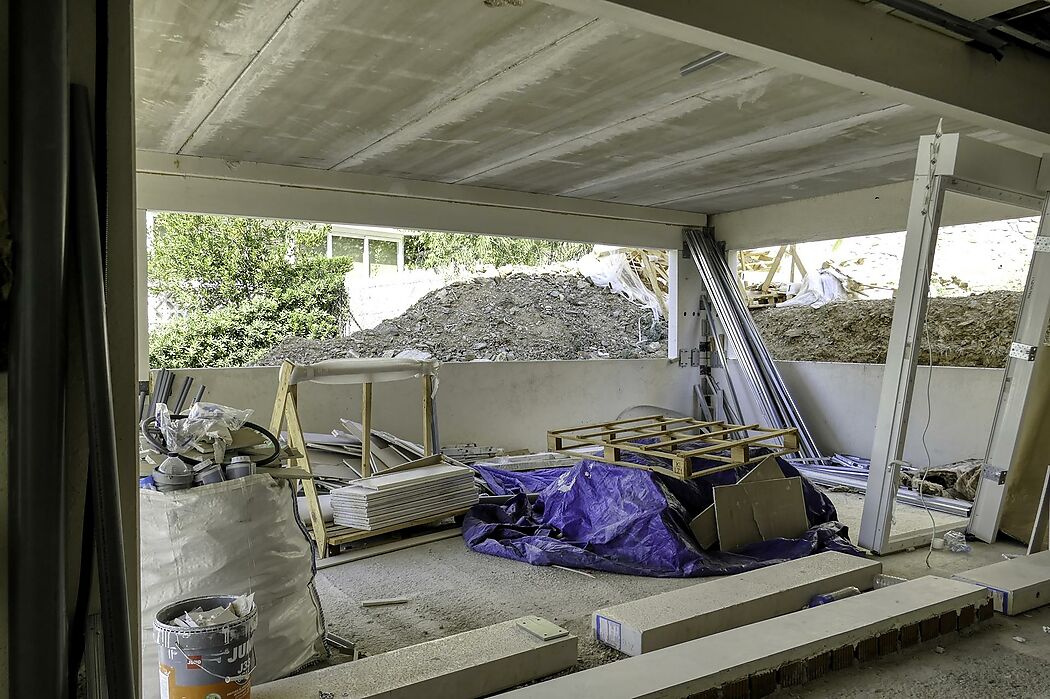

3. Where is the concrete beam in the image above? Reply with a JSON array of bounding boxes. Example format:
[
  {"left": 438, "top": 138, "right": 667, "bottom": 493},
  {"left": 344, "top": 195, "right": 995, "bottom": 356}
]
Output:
[
  {"left": 954, "top": 550, "right": 1050, "bottom": 615},
  {"left": 253, "top": 617, "right": 577, "bottom": 699},
  {"left": 540, "top": 0, "right": 1050, "bottom": 146},
  {"left": 711, "top": 180, "right": 1037, "bottom": 250},
  {"left": 136, "top": 151, "right": 703, "bottom": 248},
  {"left": 594, "top": 552, "right": 881, "bottom": 656},
  {"left": 498, "top": 576, "right": 990, "bottom": 698}
]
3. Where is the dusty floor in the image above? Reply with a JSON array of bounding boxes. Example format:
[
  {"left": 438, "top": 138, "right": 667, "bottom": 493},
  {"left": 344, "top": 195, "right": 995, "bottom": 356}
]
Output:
[{"left": 315, "top": 492, "right": 1050, "bottom": 696}]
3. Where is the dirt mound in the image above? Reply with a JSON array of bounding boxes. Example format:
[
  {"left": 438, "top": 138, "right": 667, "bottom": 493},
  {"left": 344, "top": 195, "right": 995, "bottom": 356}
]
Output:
[
  {"left": 751, "top": 291, "right": 1020, "bottom": 368},
  {"left": 257, "top": 272, "right": 666, "bottom": 365}
]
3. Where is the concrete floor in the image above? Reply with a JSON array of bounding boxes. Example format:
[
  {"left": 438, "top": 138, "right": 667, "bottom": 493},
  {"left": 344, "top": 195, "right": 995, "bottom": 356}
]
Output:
[{"left": 316, "top": 492, "right": 1050, "bottom": 697}]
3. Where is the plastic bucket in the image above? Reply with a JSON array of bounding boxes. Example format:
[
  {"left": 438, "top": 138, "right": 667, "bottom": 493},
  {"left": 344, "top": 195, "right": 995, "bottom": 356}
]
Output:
[
  {"left": 225, "top": 457, "right": 255, "bottom": 481},
  {"left": 154, "top": 595, "right": 258, "bottom": 699},
  {"left": 193, "top": 462, "right": 226, "bottom": 486}
]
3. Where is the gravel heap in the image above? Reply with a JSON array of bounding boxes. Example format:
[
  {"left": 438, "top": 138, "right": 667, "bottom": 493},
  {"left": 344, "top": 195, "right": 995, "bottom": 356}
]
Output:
[
  {"left": 751, "top": 290, "right": 1021, "bottom": 368},
  {"left": 257, "top": 272, "right": 666, "bottom": 365}
]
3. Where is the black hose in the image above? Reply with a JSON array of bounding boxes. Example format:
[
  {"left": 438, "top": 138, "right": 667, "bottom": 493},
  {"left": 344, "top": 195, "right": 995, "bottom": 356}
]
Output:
[
  {"left": 69, "top": 84, "right": 137, "bottom": 699},
  {"left": 9, "top": 0, "right": 70, "bottom": 695},
  {"left": 140, "top": 415, "right": 283, "bottom": 466}
]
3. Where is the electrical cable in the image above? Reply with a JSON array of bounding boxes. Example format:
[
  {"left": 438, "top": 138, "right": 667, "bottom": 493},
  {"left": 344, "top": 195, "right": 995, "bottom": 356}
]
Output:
[
  {"left": 919, "top": 319, "right": 939, "bottom": 568},
  {"left": 917, "top": 130, "right": 942, "bottom": 568}
]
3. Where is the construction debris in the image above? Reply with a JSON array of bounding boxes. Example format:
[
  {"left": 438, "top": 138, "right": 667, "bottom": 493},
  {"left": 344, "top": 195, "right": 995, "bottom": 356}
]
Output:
[
  {"left": 751, "top": 290, "right": 1024, "bottom": 367},
  {"left": 794, "top": 455, "right": 974, "bottom": 517},
  {"left": 360, "top": 598, "right": 411, "bottom": 608},
  {"left": 257, "top": 272, "right": 666, "bottom": 365}
]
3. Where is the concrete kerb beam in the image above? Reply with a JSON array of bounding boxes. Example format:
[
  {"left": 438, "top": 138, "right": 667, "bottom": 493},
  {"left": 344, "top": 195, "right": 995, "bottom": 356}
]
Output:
[{"left": 497, "top": 576, "right": 991, "bottom": 699}]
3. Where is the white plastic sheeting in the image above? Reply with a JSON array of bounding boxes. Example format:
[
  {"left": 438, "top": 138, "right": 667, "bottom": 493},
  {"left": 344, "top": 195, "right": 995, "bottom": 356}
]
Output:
[
  {"left": 140, "top": 474, "right": 326, "bottom": 698},
  {"left": 579, "top": 251, "right": 665, "bottom": 321},
  {"left": 777, "top": 270, "right": 849, "bottom": 309}
]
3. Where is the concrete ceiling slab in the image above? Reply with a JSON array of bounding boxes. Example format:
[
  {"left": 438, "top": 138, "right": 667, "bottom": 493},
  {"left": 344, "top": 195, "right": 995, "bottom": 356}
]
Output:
[
  {"left": 134, "top": 0, "right": 1044, "bottom": 216},
  {"left": 135, "top": 0, "right": 302, "bottom": 152}
]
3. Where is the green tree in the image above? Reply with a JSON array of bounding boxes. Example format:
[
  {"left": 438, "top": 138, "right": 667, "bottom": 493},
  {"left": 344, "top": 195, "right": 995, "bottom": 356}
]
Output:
[
  {"left": 404, "top": 231, "right": 590, "bottom": 269},
  {"left": 148, "top": 213, "right": 352, "bottom": 368}
]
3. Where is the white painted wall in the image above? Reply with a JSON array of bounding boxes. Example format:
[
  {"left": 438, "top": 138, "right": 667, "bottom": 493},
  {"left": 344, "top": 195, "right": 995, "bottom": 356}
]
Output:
[
  {"left": 162, "top": 360, "right": 697, "bottom": 452},
  {"left": 775, "top": 360, "right": 1002, "bottom": 466},
  {"left": 158, "top": 358, "right": 1001, "bottom": 467}
]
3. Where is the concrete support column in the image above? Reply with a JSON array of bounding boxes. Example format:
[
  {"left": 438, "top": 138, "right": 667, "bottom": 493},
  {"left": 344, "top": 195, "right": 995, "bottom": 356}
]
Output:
[{"left": 667, "top": 239, "right": 704, "bottom": 364}]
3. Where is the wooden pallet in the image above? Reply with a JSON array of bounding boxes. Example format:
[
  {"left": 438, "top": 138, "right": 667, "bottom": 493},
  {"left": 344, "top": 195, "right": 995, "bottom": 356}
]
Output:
[
  {"left": 547, "top": 415, "right": 799, "bottom": 480},
  {"left": 322, "top": 507, "right": 470, "bottom": 549}
]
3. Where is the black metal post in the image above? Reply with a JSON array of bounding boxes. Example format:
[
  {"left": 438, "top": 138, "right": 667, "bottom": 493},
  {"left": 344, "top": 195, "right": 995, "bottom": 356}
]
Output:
[{"left": 9, "top": 0, "right": 70, "bottom": 696}]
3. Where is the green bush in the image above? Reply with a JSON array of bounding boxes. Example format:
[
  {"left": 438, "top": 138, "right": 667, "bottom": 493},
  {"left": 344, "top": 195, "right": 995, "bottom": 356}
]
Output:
[
  {"left": 148, "top": 213, "right": 352, "bottom": 368},
  {"left": 404, "top": 231, "right": 589, "bottom": 269}
]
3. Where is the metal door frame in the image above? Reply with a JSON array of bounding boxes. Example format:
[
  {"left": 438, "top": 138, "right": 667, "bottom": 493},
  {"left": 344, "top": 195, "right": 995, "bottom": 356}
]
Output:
[{"left": 859, "top": 133, "right": 1049, "bottom": 553}]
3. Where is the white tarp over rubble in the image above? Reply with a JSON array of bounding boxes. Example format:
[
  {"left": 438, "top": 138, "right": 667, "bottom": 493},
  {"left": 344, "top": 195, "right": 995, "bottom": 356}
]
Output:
[
  {"left": 778, "top": 270, "right": 849, "bottom": 309},
  {"left": 140, "top": 474, "right": 326, "bottom": 698},
  {"left": 578, "top": 250, "right": 665, "bottom": 321}
]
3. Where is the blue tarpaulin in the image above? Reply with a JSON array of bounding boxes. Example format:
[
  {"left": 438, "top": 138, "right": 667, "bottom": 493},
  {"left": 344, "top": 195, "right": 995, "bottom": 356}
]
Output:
[{"left": 464, "top": 454, "right": 863, "bottom": 577}]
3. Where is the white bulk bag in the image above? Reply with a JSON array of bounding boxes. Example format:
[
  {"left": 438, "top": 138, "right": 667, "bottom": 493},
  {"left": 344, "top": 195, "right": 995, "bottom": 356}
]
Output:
[{"left": 140, "top": 474, "right": 326, "bottom": 698}]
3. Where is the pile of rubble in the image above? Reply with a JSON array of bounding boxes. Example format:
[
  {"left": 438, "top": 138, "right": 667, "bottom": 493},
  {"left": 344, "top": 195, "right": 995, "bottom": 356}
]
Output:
[
  {"left": 257, "top": 272, "right": 666, "bottom": 365},
  {"left": 752, "top": 291, "right": 1021, "bottom": 368}
]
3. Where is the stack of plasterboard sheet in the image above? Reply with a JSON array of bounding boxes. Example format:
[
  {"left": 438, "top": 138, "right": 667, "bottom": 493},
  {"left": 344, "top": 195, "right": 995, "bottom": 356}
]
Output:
[{"left": 330, "top": 463, "right": 479, "bottom": 530}]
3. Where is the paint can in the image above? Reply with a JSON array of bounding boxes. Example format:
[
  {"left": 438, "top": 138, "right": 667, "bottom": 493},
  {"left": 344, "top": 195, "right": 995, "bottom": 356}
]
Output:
[
  {"left": 225, "top": 455, "right": 256, "bottom": 480},
  {"left": 193, "top": 459, "right": 226, "bottom": 486},
  {"left": 154, "top": 595, "right": 258, "bottom": 699}
]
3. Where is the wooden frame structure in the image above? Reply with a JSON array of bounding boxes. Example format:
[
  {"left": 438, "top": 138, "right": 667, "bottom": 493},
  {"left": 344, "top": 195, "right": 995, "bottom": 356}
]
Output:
[
  {"left": 269, "top": 358, "right": 441, "bottom": 557},
  {"left": 547, "top": 415, "right": 799, "bottom": 480}
]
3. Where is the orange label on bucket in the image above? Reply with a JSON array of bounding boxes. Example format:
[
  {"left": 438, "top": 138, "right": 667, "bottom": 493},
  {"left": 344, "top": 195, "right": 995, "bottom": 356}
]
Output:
[{"left": 159, "top": 663, "right": 251, "bottom": 699}]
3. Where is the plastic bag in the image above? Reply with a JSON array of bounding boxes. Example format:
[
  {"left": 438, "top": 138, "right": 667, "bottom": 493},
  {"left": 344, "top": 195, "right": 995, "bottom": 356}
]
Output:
[
  {"left": 578, "top": 251, "right": 664, "bottom": 321},
  {"left": 154, "top": 403, "right": 196, "bottom": 454},
  {"left": 139, "top": 474, "right": 326, "bottom": 697},
  {"left": 186, "top": 401, "right": 254, "bottom": 431}
]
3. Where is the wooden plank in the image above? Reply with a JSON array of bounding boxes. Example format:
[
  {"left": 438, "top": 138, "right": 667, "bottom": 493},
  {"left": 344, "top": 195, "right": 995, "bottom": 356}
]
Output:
[
  {"left": 326, "top": 508, "right": 470, "bottom": 547},
  {"left": 361, "top": 382, "right": 373, "bottom": 478},
  {"left": 678, "top": 429, "right": 799, "bottom": 457},
  {"left": 284, "top": 390, "right": 329, "bottom": 556},
  {"left": 547, "top": 414, "right": 666, "bottom": 435},
  {"left": 268, "top": 361, "right": 294, "bottom": 436},
  {"left": 317, "top": 528, "right": 462, "bottom": 570},
  {"left": 564, "top": 417, "right": 705, "bottom": 441},
  {"left": 604, "top": 419, "right": 751, "bottom": 447},
  {"left": 422, "top": 373, "right": 435, "bottom": 456}
]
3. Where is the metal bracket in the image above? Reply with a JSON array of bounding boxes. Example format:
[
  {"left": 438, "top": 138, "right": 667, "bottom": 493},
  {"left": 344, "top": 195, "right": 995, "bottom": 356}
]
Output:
[
  {"left": 982, "top": 464, "right": 1008, "bottom": 486},
  {"left": 678, "top": 348, "right": 705, "bottom": 367},
  {"left": 1035, "top": 236, "right": 1050, "bottom": 254},
  {"left": 517, "top": 616, "right": 569, "bottom": 642},
  {"left": 1009, "top": 342, "right": 1038, "bottom": 361}
]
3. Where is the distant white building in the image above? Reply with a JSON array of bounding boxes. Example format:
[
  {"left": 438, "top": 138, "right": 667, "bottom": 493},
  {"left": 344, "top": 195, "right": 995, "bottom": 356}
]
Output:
[{"left": 326, "top": 225, "right": 411, "bottom": 278}]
